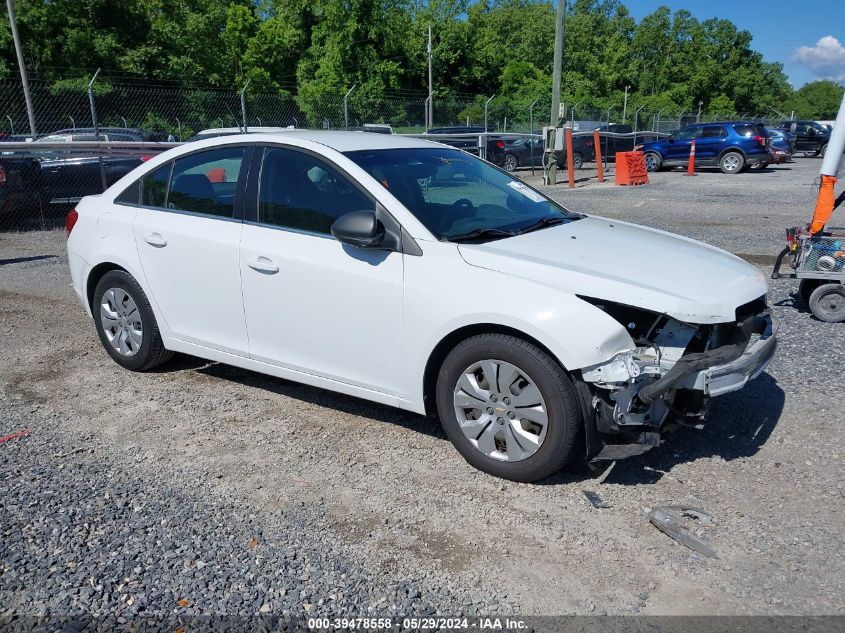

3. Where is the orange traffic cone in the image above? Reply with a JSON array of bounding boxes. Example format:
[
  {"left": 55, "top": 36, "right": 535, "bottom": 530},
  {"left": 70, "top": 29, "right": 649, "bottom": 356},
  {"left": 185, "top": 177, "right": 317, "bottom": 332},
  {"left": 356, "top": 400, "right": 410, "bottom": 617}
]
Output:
[{"left": 685, "top": 139, "right": 697, "bottom": 176}]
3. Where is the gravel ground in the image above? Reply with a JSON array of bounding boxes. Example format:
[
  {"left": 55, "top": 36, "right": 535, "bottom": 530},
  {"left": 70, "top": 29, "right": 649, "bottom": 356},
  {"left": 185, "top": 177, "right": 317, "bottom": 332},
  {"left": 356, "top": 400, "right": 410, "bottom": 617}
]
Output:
[{"left": 1, "top": 156, "right": 843, "bottom": 621}]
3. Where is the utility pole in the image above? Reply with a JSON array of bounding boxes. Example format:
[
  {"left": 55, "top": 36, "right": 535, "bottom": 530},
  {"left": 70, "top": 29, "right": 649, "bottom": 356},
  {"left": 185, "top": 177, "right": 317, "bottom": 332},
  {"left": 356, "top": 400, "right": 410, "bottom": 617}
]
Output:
[
  {"left": 550, "top": 0, "right": 565, "bottom": 127},
  {"left": 427, "top": 25, "right": 434, "bottom": 130},
  {"left": 6, "top": 0, "right": 36, "bottom": 135},
  {"left": 622, "top": 85, "right": 630, "bottom": 124}
]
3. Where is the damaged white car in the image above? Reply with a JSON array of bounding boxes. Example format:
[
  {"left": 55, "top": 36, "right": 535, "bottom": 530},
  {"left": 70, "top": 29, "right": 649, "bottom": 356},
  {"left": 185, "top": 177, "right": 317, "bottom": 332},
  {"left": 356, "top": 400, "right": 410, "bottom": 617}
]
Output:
[{"left": 67, "top": 132, "right": 776, "bottom": 482}]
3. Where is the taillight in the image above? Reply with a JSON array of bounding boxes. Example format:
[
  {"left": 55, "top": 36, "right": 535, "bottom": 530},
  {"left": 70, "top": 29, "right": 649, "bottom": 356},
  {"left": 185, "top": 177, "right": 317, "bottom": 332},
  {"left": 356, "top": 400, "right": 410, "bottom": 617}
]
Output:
[
  {"left": 495, "top": 140, "right": 505, "bottom": 149},
  {"left": 66, "top": 208, "right": 78, "bottom": 235},
  {"left": 0, "top": 165, "right": 6, "bottom": 186},
  {"left": 140, "top": 155, "right": 153, "bottom": 161},
  {"left": 753, "top": 135, "right": 766, "bottom": 148},
  {"left": 584, "top": 140, "right": 594, "bottom": 147}
]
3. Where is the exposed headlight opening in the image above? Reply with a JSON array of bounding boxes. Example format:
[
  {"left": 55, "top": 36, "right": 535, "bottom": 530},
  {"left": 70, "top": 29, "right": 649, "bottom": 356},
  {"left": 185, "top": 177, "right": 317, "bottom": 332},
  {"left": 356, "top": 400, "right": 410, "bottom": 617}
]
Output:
[{"left": 576, "top": 296, "right": 775, "bottom": 463}]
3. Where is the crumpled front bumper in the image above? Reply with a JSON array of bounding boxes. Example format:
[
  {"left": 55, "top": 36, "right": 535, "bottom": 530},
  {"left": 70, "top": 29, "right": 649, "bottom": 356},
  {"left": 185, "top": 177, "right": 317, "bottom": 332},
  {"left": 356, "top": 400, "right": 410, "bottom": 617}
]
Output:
[{"left": 683, "top": 314, "right": 778, "bottom": 396}]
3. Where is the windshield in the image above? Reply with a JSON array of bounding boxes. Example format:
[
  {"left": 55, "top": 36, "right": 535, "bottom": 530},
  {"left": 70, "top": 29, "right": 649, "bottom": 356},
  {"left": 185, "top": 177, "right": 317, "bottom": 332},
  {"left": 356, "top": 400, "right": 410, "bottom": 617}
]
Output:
[{"left": 344, "top": 148, "right": 580, "bottom": 241}]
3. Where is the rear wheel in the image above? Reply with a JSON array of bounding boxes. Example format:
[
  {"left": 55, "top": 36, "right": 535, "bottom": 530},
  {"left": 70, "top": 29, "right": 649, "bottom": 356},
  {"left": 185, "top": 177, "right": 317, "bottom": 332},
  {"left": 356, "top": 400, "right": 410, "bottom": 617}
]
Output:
[
  {"left": 719, "top": 152, "right": 745, "bottom": 174},
  {"left": 572, "top": 152, "right": 584, "bottom": 169},
  {"left": 93, "top": 270, "right": 173, "bottom": 371},
  {"left": 818, "top": 144, "right": 828, "bottom": 158},
  {"left": 436, "top": 334, "right": 581, "bottom": 482},
  {"left": 808, "top": 283, "right": 845, "bottom": 323},
  {"left": 503, "top": 153, "right": 519, "bottom": 172},
  {"left": 644, "top": 152, "right": 662, "bottom": 172}
]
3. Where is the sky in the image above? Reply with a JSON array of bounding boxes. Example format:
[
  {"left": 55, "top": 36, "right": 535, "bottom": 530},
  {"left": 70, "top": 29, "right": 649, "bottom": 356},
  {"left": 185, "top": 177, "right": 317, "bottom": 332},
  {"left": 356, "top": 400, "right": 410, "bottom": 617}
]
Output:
[{"left": 626, "top": 0, "right": 845, "bottom": 88}]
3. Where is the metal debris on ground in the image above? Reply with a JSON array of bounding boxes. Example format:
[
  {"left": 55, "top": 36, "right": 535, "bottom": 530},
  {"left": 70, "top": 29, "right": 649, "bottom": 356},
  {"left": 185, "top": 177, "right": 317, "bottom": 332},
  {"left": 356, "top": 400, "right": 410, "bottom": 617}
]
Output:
[
  {"left": 583, "top": 490, "right": 612, "bottom": 509},
  {"left": 648, "top": 505, "right": 719, "bottom": 559}
]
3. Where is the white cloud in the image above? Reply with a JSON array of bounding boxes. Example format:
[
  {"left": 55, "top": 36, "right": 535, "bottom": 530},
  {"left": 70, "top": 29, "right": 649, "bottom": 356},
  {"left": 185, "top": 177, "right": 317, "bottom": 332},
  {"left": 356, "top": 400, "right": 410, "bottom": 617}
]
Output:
[{"left": 794, "top": 36, "right": 845, "bottom": 83}]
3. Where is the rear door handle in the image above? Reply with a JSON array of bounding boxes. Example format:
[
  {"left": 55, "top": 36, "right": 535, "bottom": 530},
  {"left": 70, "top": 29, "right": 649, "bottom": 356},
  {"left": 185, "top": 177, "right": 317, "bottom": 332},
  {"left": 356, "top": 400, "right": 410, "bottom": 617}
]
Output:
[
  {"left": 142, "top": 232, "right": 167, "bottom": 248},
  {"left": 247, "top": 256, "right": 279, "bottom": 274}
]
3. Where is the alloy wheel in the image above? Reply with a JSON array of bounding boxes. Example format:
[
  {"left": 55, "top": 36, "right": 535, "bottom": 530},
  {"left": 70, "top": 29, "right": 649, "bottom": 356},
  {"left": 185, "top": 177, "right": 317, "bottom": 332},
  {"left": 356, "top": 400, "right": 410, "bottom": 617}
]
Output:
[
  {"left": 722, "top": 154, "right": 741, "bottom": 172},
  {"left": 503, "top": 154, "right": 518, "bottom": 172},
  {"left": 100, "top": 288, "right": 143, "bottom": 356},
  {"left": 452, "top": 359, "right": 548, "bottom": 462}
]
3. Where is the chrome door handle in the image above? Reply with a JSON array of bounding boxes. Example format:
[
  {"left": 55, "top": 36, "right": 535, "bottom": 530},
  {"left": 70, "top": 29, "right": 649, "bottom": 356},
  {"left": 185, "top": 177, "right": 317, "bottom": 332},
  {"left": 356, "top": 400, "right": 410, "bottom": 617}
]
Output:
[
  {"left": 143, "top": 233, "right": 167, "bottom": 247},
  {"left": 247, "top": 256, "right": 279, "bottom": 274}
]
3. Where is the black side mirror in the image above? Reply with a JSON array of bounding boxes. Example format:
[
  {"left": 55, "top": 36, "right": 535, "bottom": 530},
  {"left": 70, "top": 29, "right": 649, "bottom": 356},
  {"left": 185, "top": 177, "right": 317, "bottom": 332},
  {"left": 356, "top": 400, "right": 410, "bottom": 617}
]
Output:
[
  {"left": 331, "top": 210, "right": 385, "bottom": 248},
  {"left": 667, "top": 136, "right": 674, "bottom": 142}
]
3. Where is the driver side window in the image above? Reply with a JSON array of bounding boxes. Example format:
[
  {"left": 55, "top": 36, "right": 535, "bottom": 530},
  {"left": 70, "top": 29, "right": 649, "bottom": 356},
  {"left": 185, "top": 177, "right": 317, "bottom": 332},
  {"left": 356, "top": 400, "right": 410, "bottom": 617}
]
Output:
[{"left": 258, "top": 147, "right": 372, "bottom": 234}]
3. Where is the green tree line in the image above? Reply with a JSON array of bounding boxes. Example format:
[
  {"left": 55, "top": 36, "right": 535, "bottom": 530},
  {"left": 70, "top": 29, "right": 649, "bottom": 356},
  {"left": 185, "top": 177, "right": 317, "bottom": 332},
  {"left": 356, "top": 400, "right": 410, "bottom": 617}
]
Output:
[{"left": 1, "top": 0, "right": 843, "bottom": 125}]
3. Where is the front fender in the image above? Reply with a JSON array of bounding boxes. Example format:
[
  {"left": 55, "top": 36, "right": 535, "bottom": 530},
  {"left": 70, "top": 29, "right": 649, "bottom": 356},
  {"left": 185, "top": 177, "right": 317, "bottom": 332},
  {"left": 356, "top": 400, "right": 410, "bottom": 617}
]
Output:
[{"left": 402, "top": 241, "right": 635, "bottom": 412}]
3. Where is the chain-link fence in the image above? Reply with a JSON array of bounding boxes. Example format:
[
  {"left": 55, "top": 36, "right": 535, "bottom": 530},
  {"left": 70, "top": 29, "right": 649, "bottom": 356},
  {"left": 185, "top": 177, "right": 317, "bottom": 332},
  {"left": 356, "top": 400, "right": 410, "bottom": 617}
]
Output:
[{"left": 0, "top": 76, "right": 792, "bottom": 231}]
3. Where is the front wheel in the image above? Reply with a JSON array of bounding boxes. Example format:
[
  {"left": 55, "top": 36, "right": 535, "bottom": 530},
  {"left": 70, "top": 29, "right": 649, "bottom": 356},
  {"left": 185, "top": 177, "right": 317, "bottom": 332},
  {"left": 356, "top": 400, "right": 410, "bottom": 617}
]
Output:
[
  {"left": 644, "top": 152, "right": 662, "bottom": 172},
  {"left": 436, "top": 334, "right": 581, "bottom": 482},
  {"left": 719, "top": 152, "right": 745, "bottom": 174},
  {"left": 93, "top": 270, "right": 173, "bottom": 371},
  {"left": 503, "top": 153, "right": 519, "bottom": 172}
]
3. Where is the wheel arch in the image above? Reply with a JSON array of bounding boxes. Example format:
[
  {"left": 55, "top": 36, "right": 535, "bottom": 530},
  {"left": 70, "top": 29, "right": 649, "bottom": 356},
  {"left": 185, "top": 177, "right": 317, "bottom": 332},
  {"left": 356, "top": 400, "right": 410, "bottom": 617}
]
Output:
[
  {"left": 718, "top": 146, "right": 747, "bottom": 159},
  {"left": 422, "top": 323, "right": 566, "bottom": 416},
  {"left": 86, "top": 262, "right": 129, "bottom": 311}
]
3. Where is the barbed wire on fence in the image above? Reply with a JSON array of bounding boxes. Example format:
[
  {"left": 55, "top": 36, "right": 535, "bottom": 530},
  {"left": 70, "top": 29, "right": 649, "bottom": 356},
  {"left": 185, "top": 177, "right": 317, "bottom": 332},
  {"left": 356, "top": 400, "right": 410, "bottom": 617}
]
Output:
[{"left": 0, "top": 77, "right": 789, "bottom": 141}]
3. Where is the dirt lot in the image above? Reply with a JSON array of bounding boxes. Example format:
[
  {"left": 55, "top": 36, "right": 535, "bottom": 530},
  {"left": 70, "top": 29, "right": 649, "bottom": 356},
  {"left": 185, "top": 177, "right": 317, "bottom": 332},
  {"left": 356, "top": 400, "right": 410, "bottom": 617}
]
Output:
[{"left": 1, "top": 157, "right": 843, "bottom": 619}]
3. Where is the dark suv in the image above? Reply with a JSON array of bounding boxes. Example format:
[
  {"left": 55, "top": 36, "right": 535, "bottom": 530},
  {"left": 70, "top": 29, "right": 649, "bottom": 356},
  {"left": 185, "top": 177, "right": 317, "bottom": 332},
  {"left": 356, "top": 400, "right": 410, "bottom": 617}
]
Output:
[
  {"left": 777, "top": 120, "right": 830, "bottom": 157},
  {"left": 639, "top": 122, "right": 771, "bottom": 174}
]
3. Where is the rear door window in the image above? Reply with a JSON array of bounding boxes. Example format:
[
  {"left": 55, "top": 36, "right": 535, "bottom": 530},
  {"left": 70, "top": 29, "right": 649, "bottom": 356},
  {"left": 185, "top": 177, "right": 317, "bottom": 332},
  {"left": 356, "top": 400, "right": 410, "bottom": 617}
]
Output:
[
  {"left": 167, "top": 147, "right": 247, "bottom": 217},
  {"left": 701, "top": 126, "right": 727, "bottom": 138}
]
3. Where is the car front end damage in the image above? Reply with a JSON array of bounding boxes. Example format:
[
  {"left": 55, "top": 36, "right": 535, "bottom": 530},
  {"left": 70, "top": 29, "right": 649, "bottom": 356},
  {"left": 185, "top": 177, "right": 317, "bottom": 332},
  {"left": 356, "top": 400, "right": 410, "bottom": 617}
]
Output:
[{"left": 574, "top": 296, "right": 777, "bottom": 462}]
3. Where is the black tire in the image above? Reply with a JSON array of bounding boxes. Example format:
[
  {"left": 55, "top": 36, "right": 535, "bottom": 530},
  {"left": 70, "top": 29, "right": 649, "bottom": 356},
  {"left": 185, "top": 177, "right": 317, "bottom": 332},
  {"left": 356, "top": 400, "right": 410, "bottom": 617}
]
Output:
[
  {"left": 808, "top": 283, "right": 845, "bottom": 323},
  {"left": 572, "top": 152, "right": 584, "bottom": 169},
  {"left": 503, "top": 153, "right": 519, "bottom": 172},
  {"left": 93, "top": 270, "right": 173, "bottom": 371},
  {"left": 644, "top": 151, "right": 662, "bottom": 172},
  {"left": 435, "top": 333, "right": 581, "bottom": 482},
  {"left": 719, "top": 151, "right": 745, "bottom": 174},
  {"left": 818, "top": 144, "right": 827, "bottom": 158},
  {"left": 799, "top": 279, "right": 823, "bottom": 305}
]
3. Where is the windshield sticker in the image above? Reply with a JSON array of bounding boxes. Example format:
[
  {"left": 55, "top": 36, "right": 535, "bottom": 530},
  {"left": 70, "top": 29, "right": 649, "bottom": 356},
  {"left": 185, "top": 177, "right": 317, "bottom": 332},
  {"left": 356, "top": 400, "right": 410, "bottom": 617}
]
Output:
[{"left": 507, "top": 180, "right": 545, "bottom": 203}]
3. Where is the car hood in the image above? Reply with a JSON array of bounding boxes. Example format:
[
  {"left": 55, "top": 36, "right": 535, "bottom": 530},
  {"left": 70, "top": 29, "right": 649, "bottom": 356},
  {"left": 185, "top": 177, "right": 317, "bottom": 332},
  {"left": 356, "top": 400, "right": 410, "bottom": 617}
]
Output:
[{"left": 457, "top": 216, "right": 767, "bottom": 324}]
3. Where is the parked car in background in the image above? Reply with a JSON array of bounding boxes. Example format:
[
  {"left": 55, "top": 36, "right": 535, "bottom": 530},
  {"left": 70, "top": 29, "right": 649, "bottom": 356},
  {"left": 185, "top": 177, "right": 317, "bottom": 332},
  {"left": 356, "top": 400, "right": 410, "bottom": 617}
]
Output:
[
  {"left": 36, "top": 127, "right": 174, "bottom": 143},
  {"left": 765, "top": 127, "right": 794, "bottom": 164},
  {"left": 1, "top": 127, "right": 172, "bottom": 227},
  {"left": 0, "top": 155, "right": 42, "bottom": 227},
  {"left": 67, "top": 131, "right": 776, "bottom": 482},
  {"left": 639, "top": 122, "right": 771, "bottom": 174},
  {"left": 502, "top": 133, "right": 595, "bottom": 172},
  {"left": 424, "top": 126, "right": 506, "bottom": 167},
  {"left": 188, "top": 127, "right": 295, "bottom": 142},
  {"left": 595, "top": 124, "right": 660, "bottom": 160},
  {"left": 777, "top": 120, "right": 830, "bottom": 157}
]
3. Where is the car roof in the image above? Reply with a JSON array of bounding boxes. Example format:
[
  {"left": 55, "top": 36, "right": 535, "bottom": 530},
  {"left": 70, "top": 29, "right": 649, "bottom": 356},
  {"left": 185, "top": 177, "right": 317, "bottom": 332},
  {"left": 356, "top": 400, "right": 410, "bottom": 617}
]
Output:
[{"left": 187, "top": 130, "right": 443, "bottom": 152}]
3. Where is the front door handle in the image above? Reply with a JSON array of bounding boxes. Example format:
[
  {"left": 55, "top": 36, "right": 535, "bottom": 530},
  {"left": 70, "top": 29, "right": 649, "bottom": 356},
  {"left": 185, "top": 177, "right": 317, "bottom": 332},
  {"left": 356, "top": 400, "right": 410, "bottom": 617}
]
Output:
[
  {"left": 247, "top": 256, "right": 279, "bottom": 274},
  {"left": 143, "top": 232, "right": 167, "bottom": 247}
]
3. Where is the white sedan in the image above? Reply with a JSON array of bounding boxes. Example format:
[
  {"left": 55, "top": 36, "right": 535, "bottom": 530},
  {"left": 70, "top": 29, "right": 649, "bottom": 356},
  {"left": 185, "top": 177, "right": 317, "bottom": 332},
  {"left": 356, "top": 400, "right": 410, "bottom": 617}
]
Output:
[{"left": 66, "top": 131, "right": 777, "bottom": 482}]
